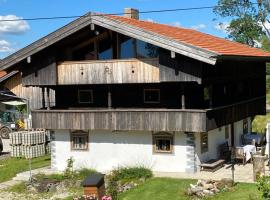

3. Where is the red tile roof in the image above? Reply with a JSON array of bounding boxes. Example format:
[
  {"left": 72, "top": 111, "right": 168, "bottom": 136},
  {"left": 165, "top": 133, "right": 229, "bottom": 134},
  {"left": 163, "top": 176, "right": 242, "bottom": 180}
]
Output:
[
  {"left": 108, "top": 15, "right": 270, "bottom": 57},
  {"left": 0, "top": 71, "right": 7, "bottom": 78}
]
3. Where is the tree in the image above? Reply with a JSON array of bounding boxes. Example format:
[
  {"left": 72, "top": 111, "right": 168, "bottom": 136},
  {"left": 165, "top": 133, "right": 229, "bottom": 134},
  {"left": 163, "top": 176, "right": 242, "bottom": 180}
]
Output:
[{"left": 213, "top": 0, "right": 270, "bottom": 46}]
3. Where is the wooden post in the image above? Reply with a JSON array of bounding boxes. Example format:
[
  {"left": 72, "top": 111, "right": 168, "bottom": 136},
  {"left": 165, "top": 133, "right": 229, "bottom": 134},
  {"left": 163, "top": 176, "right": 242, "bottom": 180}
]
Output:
[
  {"left": 46, "top": 87, "right": 51, "bottom": 110},
  {"left": 42, "top": 87, "right": 45, "bottom": 109},
  {"left": 181, "top": 85, "right": 185, "bottom": 109},
  {"left": 94, "top": 40, "right": 98, "bottom": 60},
  {"left": 108, "top": 88, "right": 112, "bottom": 109},
  {"left": 209, "top": 85, "right": 213, "bottom": 108}
]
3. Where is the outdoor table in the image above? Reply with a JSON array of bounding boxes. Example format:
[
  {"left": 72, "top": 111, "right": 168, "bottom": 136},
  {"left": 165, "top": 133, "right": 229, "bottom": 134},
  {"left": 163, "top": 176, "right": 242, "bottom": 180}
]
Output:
[
  {"left": 243, "top": 145, "right": 256, "bottom": 161},
  {"left": 243, "top": 133, "right": 262, "bottom": 145}
]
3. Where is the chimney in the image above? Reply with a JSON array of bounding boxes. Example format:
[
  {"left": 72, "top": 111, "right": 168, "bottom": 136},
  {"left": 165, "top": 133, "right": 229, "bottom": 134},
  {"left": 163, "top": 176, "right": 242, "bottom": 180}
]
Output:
[{"left": 124, "top": 8, "right": 139, "bottom": 19}]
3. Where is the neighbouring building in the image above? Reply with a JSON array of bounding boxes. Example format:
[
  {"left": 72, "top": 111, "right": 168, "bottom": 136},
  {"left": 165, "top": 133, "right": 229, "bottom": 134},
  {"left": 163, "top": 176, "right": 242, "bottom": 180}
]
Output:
[{"left": 0, "top": 8, "right": 268, "bottom": 173}]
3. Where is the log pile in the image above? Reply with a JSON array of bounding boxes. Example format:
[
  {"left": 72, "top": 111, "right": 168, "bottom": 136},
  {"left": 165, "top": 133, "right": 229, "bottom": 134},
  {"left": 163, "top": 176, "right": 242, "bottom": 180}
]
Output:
[{"left": 187, "top": 179, "right": 233, "bottom": 198}]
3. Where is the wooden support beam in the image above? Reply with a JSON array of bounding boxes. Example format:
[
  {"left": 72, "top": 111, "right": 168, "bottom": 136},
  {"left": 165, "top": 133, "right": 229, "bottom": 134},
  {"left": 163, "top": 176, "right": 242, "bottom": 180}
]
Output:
[
  {"left": 42, "top": 87, "right": 45, "bottom": 109},
  {"left": 46, "top": 87, "right": 51, "bottom": 110},
  {"left": 181, "top": 85, "right": 185, "bottom": 109},
  {"left": 108, "top": 88, "right": 112, "bottom": 109}
]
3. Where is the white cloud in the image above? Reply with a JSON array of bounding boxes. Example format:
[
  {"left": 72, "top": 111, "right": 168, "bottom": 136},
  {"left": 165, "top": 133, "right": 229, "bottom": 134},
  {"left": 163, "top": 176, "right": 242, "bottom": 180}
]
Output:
[
  {"left": 146, "top": 18, "right": 155, "bottom": 23},
  {"left": 170, "top": 21, "right": 181, "bottom": 27},
  {"left": 215, "top": 22, "right": 229, "bottom": 33},
  {"left": 0, "top": 15, "right": 30, "bottom": 35},
  {"left": 0, "top": 39, "right": 13, "bottom": 52},
  {"left": 191, "top": 23, "right": 207, "bottom": 30}
]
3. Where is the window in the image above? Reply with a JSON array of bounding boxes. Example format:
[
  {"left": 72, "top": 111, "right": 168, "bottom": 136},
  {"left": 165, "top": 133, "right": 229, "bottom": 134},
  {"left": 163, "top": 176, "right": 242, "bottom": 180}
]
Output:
[
  {"left": 144, "top": 89, "right": 160, "bottom": 103},
  {"left": 98, "top": 38, "right": 113, "bottom": 60},
  {"left": 225, "top": 125, "right": 229, "bottom": 139},
  {"left": 78, "top": 90, "right": 93, "bottom": 104},
  {"left": 71, "top": 131, "right": 89, "bottom": 151},
  {"left": 243, "top": 119, "right": 248, "bottom": 134},
  {"left": 136, "top": 40, "right": 158, "bottom": 58},
  {"left": 153, "top": 133, "right": 174, "bottom": 153},
  {"left": 201, "top": 133, "right": 208, "bottom": 153},
  {"left": 120, "top": 35, "right": 135, "bottom": 59}
]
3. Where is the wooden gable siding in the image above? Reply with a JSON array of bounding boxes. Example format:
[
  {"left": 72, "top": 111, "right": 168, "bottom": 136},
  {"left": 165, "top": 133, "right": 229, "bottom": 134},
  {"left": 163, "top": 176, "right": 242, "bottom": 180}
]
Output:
[
  {"left": 4, "top": 74, "right": 55, "bottom": 110},
  {"left": 22, "top": 62, "right": 57, "bottom": 86},
  {"left": 57, "top": 58, "right": 160, "bottom": 84}
]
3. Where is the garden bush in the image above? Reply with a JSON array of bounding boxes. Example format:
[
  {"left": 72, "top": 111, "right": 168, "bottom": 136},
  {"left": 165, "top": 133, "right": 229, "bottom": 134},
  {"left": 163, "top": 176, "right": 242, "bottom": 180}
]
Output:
[
  {"left": 257, "top": 175, "right": 270, "bottom": 199},
  {"left": 106, "top": 166, "right": 153, "bottom": 200}
]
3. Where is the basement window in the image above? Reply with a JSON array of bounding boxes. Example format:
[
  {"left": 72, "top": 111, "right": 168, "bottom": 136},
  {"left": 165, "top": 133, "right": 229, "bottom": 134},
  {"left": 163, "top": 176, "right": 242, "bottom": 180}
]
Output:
[
  {"left": 144, "top": 89, "right": 160, "bottom": 103},
  {"left": 153, "top": 133, "right": 174, "bottom": 154},
  {"left": 78, "top": 90, "right": 93, "bottom": 104},
  {"left": 71, "top": 131, "right": 89, "bottom": 151},
  {"left": 201, "top": 133, "right": 208, "bottom": 154}
]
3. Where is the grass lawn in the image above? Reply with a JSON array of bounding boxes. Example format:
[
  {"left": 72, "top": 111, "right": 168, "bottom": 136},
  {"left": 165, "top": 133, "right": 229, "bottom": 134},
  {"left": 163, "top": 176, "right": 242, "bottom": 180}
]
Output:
[
  {"left": 119, "top": 178, "right": 262, "bottom": 200},
  {"left": 0, "top": 155, "right": 50, "bottom": 183}
]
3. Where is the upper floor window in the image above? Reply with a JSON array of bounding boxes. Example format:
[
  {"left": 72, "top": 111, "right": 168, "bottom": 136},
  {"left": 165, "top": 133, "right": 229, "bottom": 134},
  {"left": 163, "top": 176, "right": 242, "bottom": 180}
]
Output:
[
  {"left": 137, "top": 40, "right": 158, "bottom": 58},
  {"left": 120, "top": 35, "right": 135, "bottom": 59},
  {"left": 78, "top": 90, "right": 93, "bottom": 104},
  {"left": 144, "top": 89, "right": 160, "bottom": 103},
  {"left": 99, "top": 38, "right": 113, "bottom": 60}
]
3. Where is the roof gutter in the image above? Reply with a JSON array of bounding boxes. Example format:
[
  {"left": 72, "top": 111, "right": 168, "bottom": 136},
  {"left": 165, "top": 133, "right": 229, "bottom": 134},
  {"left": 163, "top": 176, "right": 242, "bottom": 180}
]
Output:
[{"left": 215, "top": 55, "right": 270, "bottom": 62}]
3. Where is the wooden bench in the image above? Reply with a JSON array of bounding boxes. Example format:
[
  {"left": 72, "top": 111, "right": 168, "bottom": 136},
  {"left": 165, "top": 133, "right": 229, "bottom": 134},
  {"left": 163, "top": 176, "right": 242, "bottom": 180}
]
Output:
[{"left": 199, "top": 159, "right": 225, "bottom": 172}]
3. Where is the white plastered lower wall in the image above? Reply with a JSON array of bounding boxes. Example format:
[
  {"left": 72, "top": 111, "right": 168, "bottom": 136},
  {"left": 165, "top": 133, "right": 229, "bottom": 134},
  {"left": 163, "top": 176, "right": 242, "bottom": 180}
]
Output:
[{"left": 52, "top": 130, "right": 188, "bottom": 173}]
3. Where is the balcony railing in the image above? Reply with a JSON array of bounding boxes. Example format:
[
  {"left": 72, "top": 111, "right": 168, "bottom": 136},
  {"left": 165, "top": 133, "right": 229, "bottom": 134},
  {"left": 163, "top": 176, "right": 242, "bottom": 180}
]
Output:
[{"left": 31, "top": 96, "right": 265, "bottom": 132}]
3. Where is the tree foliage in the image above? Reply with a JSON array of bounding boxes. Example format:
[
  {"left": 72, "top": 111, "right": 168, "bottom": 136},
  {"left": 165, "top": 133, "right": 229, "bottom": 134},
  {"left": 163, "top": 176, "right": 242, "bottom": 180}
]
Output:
[{"left": 214, "top": 0, "right": 270, "bottom": 46}]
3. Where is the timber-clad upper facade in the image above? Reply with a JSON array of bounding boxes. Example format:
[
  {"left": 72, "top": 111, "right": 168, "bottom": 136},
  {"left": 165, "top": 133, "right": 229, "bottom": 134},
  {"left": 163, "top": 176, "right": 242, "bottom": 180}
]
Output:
[{"left": 0, "top": 8, "right": 268, "bottom": 132}]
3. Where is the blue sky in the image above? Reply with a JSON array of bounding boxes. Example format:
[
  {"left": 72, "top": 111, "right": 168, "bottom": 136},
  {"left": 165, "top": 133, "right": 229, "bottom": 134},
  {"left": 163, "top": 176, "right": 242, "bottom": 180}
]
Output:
[{"left": 0, "top": 0, "right": 229, "bottom": 59}]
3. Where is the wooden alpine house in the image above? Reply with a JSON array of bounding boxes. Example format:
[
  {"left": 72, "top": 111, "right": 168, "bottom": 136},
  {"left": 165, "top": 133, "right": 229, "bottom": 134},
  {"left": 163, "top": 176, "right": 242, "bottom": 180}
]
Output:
[{"left": 0, "top": 8, "right": 269, "bottom": 173}]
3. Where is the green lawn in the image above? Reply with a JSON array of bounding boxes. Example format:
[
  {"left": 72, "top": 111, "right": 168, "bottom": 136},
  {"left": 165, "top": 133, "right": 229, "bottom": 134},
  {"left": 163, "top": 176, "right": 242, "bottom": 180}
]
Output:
[
  {"left": 0, "top": 155, "right": 51, "bottom": 183},
  {"left": 119, "top": 178, "right": 262, "bottom": 200}
]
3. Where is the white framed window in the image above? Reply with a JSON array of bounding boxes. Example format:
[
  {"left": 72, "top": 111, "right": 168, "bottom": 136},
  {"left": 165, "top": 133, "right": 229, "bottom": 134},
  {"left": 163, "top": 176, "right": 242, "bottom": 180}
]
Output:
[
  {"left": 144, "top": 89, "right": 160, "bottom": 103},
  {"left": 78, "top": 90, "right": 93, "bottom": 104},
  {"left": 153, "top": 132, "right": 174, "bottom": 154},
  {"left": 70, "top": 130, "right": 89, "bottom": 151}
]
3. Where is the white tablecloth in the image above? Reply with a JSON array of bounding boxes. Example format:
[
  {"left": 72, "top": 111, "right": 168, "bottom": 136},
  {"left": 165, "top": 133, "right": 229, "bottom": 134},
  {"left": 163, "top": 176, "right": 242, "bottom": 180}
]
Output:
[{"left": 243, "top": 145, "right": 256, "bottom": 161}]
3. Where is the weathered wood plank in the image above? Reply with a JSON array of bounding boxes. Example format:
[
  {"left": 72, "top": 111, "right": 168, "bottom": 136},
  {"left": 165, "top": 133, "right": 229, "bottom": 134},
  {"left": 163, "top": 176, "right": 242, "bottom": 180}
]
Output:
[
  {"left": 32, "top": 108, "right": 207, "bottom": 132},
  {"left": 22, "top": 62, "right": 57, "bottom": 86},
  {"left": 57, "top": 58, "right": 160, "bottom": 84}
]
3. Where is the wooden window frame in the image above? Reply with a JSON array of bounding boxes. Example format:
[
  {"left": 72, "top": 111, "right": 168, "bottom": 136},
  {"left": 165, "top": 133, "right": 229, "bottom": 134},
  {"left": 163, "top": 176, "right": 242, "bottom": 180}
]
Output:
[
  {"left": 70, "top": 130, "right": 89, "bottom": 151},
  {"left": 78, "top": 89, "right": 93, "bottom": 104},
  {"left": 144, "top": 89, "right": 160, "bottom": 104},
  {"left": 201, "top": 132, "right": 208, "bottom": 154},
  {"left": 152, "top": 132, "right": 174, "bottom": 154}
]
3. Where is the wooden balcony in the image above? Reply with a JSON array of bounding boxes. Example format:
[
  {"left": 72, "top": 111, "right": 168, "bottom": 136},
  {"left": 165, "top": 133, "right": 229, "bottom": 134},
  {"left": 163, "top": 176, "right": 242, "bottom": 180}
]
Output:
[
  {"left": 31, "top": 96, "right": 265, "bottom": 132},
  {"left": 22, "top": 58, "right": 201, "bottom": 86},
  {"left": 31, "top": 108, "right": 206, "bottom": 132}
]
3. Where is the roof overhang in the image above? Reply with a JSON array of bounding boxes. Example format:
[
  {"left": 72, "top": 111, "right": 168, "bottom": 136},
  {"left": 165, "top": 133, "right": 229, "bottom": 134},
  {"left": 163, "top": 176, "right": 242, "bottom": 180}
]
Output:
[
  {"left": 1, "top": 13, "right": 269, "bottom": 70},
  {"left": 0, "top": 71, "right": 19, "bottom": 83}
]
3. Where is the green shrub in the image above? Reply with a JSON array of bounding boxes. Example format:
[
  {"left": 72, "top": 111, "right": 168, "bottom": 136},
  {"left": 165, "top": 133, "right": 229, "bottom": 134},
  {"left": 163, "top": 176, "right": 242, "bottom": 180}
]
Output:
[
  {"left": 113, "top": 167, "right": 153, "bottom": 182},
  {"left": 257, "top": 175, "right": 270, "bottom": 199},
  {"left": 75, "top": 168, "right": 98, "bottom": 180},
  {"left": 106, "top": 166, "right": 153, "bottom": 200}
]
